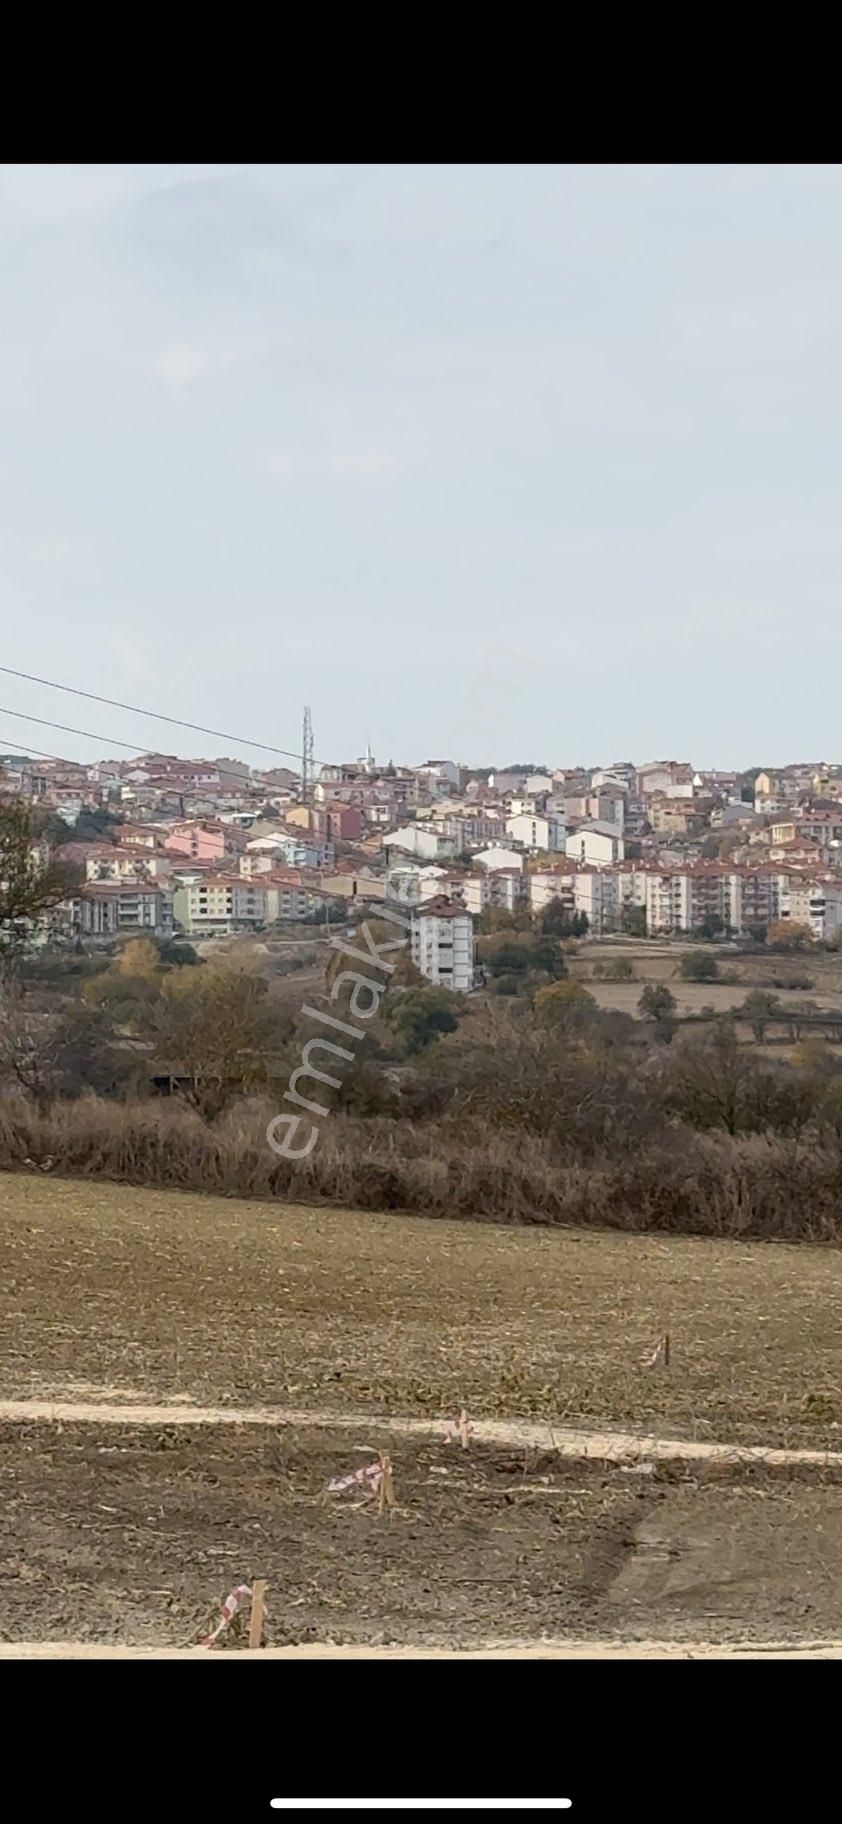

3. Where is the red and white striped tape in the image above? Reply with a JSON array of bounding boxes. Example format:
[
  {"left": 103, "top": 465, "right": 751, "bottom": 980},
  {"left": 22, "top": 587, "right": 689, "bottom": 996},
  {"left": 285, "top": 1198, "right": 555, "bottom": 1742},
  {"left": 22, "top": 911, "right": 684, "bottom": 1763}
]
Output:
[
  {"left": 200, "top": 1582, "right": 252, "bottom": 1647},
  {"left": 444, "top": 1409, "right": 473, "bottom": 1448},
  {"left": 328, "top": 1461, "right": 383, "bottom": 1496}
]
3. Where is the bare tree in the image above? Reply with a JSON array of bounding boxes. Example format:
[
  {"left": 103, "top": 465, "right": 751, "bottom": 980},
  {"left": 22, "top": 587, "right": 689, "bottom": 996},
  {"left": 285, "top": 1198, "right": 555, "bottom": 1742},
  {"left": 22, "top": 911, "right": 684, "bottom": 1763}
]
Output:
[{"left": 0, "top": 797, "right": 78, "bottom": 957}]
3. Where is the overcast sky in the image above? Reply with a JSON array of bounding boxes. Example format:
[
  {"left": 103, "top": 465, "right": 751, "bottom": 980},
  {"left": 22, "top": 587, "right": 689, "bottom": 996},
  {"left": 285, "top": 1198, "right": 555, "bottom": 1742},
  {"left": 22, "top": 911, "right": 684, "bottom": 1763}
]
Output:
[{"left": 1, "top": 163, "right": 840, "bottom": 775}]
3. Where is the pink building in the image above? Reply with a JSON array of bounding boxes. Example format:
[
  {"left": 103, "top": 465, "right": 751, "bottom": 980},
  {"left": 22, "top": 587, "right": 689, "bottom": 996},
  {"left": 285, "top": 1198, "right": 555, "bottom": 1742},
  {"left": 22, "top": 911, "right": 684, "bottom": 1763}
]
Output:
[{"left": 163, "top": 820, "right": 247, "bottom": 862}]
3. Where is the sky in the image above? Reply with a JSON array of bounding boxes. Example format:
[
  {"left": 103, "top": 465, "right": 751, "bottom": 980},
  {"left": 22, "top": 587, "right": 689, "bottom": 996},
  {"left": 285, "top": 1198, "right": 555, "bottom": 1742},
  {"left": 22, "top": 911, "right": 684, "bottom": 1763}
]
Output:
[{"left": 1, "top": 162, "right": 840, "bottom": 776}]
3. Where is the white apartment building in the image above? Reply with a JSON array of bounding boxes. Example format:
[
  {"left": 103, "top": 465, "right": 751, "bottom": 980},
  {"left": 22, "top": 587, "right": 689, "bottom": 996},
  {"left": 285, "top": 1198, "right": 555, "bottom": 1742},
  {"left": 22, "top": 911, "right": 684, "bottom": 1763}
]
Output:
[
  {"left": 386, "top": 863, "right": 425, "bottom": 904},
  {"left": 414, "top": 759, "right": 461, "bottom": 794},
  {"left": 529, "top": 870, "right": 576, "bottom": 917},
  {"left": 506, "top": 811, "right": 564, "bottom": 853},
  {"left": 780, "top": 878, "right": 842, "bottom": 942},
  {"left": 385, "top": 824, "right": 457, "bottom": 864},
  {"left": 85, "top": 851, "right": 149, "bottom": 882},
  {"left": 571, "top": 869, "right": 619, "bottom": 935},
  {"left": 473, "top": 846, "right": 525, "bottom": 873},
  {"left": 455, "top": 867, "right": 526, "bottom": 918},
  {"left": 644, "top": 872, "right": 694, "bottom": 934},
  {"left": 411, "top": 898, "right": 474, "bottom": 992},
  {"left": 565, "top": 823, "right": 625, "bottom": 866},
  {"left": 528, "top": 867, "right": 618, "bottom": 934}
]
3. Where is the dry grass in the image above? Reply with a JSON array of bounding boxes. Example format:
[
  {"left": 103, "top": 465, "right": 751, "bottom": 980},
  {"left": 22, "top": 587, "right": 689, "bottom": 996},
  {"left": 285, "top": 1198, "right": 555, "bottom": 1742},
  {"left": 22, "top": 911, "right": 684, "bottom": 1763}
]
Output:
[
  {"left": 1, "top": 1173, "right": 840, "bottom": 1450},
  {"left": 2, "top": 1094, "right": 842, "bottom": 1242}
]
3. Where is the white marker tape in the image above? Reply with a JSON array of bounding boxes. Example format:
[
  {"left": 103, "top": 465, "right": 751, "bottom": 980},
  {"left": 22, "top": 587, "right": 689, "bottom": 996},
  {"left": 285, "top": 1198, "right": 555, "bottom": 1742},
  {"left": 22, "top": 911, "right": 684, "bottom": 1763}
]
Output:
[{"left": 270, "top": 1803, "right": 573, "bottom": 1812}]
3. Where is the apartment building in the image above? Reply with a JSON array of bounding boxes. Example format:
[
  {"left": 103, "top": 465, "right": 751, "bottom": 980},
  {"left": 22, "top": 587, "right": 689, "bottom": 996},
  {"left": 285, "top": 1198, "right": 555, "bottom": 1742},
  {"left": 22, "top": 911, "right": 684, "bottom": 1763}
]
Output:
[
  {"left": 527, "top": 864, "right": 618, "bottom": 934},
  {"left": 164, "top": 820, "right": 247, "bottom": 863},
  {"left": 410, "top": 898, "right": 475, "bottom": 992},
  {"left": 172, "top": 876, "right": 266, "bottom": 935},
  {"left": 385, "top": 863, "right": 425, "bottom": 904},
  {"left": 729, "top": 868, "right": 782, "bottom": 932},
  {"left": 528, "top": 868, "right": 577, "bottom": 918},
  {"left": 505, "top": 811, "right": 564, "bottom": 853},
  {"left": 173, "top": 871, "right": 325, "bottom": 934},
  {"left": 385, "top": 824, "right": 457, "bottom": 863},
  {"left": 780, "top": 877, "right": 842, "bottom": 942},
  {"left": 66, "top": 883, "right": 174, "bottom": 939},
  {"left": 563, "top": 789, "right": 625, "bottom": 828},
  {"left": 637, "top": 761, "right": 695, "bottom": 798},
  {"left": 414, "top": 759, "right": 461, "bottom": 794},
  {"left": 649, "top": 798, "right": 708, "bottom": 837},
  {"left": 473, "top": 846, "right": 525, "bottom": 873},
  {"left": 239, "top": 836, "right": 331, "bottom": 873},
  {"left": 83, "top": 848, "right": 171, "bottom": 884},
  {"left": 283, "top": 800, "right": 362, "bottom": 843},
  {"left": 565, "top": 823, "right": 625, "bottom": 866},
  {"left": 643, "top": 872, "right": 694, "bottom": 934},
  {"left": 435, "top": 810, "right": 508, "bottom": 846},
  {"left": 453, "top": 867, "right": 526, "bottom": 918}
]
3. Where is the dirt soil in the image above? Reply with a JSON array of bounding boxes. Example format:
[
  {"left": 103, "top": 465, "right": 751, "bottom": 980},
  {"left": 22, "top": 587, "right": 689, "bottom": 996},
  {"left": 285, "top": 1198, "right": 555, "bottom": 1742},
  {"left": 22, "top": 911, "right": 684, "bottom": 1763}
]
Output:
[
  {"left": 3, "top": 1421, "right": 841, "bottom": 1651},
  {"left": 1, "top": 1174, "right": 840, "bottom": 1451}
]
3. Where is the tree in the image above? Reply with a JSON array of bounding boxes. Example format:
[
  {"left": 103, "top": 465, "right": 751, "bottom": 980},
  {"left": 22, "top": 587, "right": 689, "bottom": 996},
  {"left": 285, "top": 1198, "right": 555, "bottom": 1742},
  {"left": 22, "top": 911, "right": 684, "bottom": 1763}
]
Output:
[
  {"left": 767, "top": 920, "right": 814, "bottom": 952},
  {"left": 540, "top": 901, "right": 588, "bottom": 938},
  {"left": 82, "top": 937, "right": 168, "bottom": 1024},
  {"left": 480, "top": 932, "right": 566, "bottom": 981},
  {"left": 152, "top": 959, "right": 288, "bottom": 1117},
  {"left": 591, "top": 957, "right": 634, "bottom": 981},
  {"left": 533, "top": 980, "right": 596, "bottom": 1028},
  {"left": 477, "top": 906, "right": 530, "bottom": 935},
  {"left": 385, "top": 987, "right": 459, "bottom": 1055},
  {"left": 665, "top": 1020, "right": 815, "bottom": 1135},
  {"left": 638, "top": 983, "right": 677, "bottom": 1022},
  {"left": 698, "top": 912, "right": 726, "bottom": 941},
  {"left": 0, "top": 987, "right": 137, "bottom": 1107},
  {"left": 621, "top": 905, "right": 647, "bottom": 938},
  {"left": 741, "top": 989, "right": 780, "bottom": 1043},
  {"left": 325, "top": 916, "right": 421, "bottom": 992},
  {"left": 0, "top": 798, "right": 78, "bottom": 954},
  {"left": 157, "top": 939, "right": 199, "bottom": 967},
  {"left": 679, "top": 952, "right": 719, "bottom": 982}
]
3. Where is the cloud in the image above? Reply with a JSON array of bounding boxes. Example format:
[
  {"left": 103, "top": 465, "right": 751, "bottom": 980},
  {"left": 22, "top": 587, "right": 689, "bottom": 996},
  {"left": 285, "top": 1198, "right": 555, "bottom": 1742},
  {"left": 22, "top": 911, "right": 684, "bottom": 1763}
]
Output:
[{"left": 152, "top": 345, "right": 209, "bottom": 386}]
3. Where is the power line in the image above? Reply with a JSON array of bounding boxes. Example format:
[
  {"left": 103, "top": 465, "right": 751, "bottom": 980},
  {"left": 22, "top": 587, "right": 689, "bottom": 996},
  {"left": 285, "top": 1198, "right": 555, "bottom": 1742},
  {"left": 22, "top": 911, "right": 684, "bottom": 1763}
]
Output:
[
  {"left": 0, "top": 732, "right": 78, "bottom": 768},
  {"left": 0, "top": 710, "right": 299, "bottom": 792},
  {"left": 0, "top": 701, "right": 170, "bottom": 754},
  {"left": 0, "top": 664, "right": 305, "bottom": 763}
]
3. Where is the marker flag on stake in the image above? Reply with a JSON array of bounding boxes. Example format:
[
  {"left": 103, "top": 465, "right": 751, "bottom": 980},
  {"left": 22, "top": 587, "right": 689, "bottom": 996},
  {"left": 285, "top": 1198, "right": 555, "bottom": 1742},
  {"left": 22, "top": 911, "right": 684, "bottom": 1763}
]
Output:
[
  {"left": 328, "top": 1461, "right": 384, "bottom": 1497},
  {"left": 200, "top": 1583, "right": 253, "bottom": 1648},
  {"left": 642, "top": 1333, "right": 670, "bottom": 1368},
  {"left": 444, "top": 1409, "right": 473, "bottom": 1448}
]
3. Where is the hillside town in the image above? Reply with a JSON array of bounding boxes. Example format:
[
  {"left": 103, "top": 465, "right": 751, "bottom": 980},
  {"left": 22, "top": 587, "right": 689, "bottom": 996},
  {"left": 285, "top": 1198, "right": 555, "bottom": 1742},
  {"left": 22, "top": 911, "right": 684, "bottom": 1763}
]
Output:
[{"left": 3, "top": 736, "right": 841, "bottom": 986}]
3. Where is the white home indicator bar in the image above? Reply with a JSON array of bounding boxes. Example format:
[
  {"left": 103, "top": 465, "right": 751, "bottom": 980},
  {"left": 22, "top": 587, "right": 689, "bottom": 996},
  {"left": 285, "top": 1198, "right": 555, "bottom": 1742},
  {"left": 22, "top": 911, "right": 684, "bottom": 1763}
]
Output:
[{"left": 270, "top": 1803, "right": 573, "bottom": 1812}]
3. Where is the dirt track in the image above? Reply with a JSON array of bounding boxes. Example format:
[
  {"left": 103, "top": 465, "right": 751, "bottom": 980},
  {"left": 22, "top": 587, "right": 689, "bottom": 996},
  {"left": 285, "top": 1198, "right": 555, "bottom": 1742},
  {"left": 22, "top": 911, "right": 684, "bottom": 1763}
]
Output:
[
  {"left": 3, "top": 1640, "right": 841, "bottom": 1659},
  {"left": 0, "top": 1398, "right": 839, "bottom": 1470}
]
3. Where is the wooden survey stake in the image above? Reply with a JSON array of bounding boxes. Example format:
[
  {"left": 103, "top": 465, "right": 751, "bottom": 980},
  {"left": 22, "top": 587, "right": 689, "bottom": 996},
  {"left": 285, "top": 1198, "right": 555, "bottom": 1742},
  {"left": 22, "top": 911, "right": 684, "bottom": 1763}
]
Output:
[
  {"left": 249, "top": 1579, "right": 267, "bottom": 1649},
  {"left": 377, "top": 1453, "right": 396, "bottom": 1516}
]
